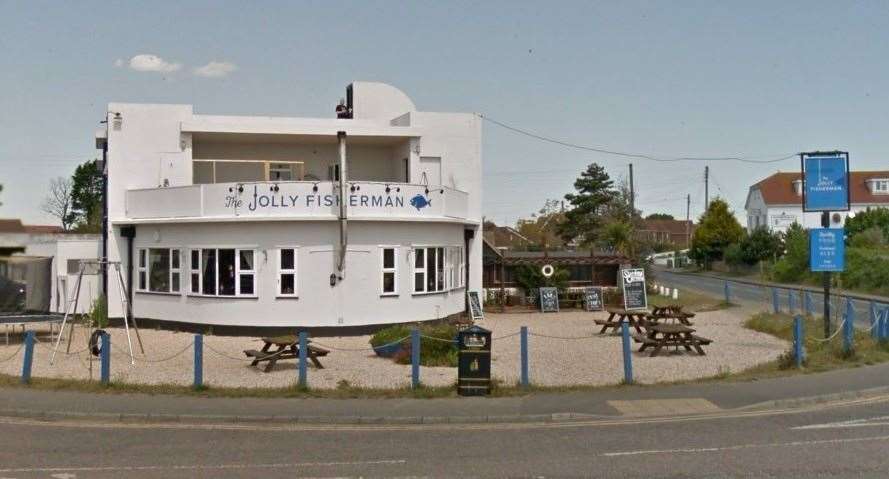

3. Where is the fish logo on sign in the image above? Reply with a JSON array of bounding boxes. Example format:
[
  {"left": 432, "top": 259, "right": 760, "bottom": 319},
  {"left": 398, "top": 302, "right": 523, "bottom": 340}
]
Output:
[{"left": 409, "top": 194, "right": 432, "bottom": 211}]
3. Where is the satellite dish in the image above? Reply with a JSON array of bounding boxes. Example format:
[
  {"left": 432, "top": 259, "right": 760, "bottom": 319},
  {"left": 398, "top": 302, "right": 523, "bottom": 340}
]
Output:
[{"left": 541, "top": 264, "right": 555, "bottom": 278}]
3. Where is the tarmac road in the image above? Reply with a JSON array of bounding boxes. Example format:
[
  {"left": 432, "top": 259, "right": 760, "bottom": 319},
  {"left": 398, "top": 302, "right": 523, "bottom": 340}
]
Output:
[
  {"left": 2, "top": 397, "right": 889, "bottom": 477},
  {"left": 655, "top": 268, "right": 889, "bottom": 330}
]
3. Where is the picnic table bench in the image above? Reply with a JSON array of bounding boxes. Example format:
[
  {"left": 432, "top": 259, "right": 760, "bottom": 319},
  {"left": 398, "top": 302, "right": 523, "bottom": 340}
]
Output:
[
  {"left": 244, "top": 335, "right": 330, "bottom": 372},
  {"left": 596, "top": 308, "right": 649, "bottom": 335},
  {"left": 632, "top": 323, "right": 711, "bottom": 357}
]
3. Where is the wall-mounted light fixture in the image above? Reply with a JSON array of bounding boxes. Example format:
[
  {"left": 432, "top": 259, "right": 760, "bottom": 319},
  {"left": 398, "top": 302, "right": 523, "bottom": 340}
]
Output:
[{"left": 312, "top": 183, "right": 319, "bottom": 193}]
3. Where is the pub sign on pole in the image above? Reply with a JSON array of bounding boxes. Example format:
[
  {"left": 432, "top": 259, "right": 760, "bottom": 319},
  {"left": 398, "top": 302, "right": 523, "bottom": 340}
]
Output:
[
  {"left": 801, "top": 152, "right": 850, "bottom": 212},
  {"left": 809, "top": 228, "right": 845, "bottom": 272}
]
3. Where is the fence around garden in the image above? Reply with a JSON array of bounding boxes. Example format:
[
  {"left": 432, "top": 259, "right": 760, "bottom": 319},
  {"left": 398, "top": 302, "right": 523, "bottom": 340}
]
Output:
[{"left": 1, "top": 281, "right": 885, "bottom": 391}]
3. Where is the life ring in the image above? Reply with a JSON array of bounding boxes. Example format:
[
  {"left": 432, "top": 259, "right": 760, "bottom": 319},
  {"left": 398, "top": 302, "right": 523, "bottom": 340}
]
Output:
[
  {"left": 89, "top": 329, "right": 106, "bottom": 357},
  {"left": 541, "top": 264, "right": 555, "bottom": 278}
]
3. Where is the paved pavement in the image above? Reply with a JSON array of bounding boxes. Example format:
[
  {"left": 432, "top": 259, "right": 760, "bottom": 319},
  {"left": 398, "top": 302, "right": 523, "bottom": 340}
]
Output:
[
  {"left": 655, "top": 268, "right": 889, "bottom": 329},
  {"left": 2, "top": 391, "right": 889, "bottom": 477}
]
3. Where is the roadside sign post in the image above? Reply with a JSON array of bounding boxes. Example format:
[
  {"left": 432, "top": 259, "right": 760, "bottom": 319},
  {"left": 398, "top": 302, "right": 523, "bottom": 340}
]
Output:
[{"left": 801, "top": 151, "right": 850, "bottom": 339}]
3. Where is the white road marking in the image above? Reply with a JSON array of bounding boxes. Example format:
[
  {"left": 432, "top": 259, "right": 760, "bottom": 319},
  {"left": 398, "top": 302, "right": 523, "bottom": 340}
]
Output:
[
  {"left": 601, "top": 434, "right": 889, "bottom": 457},
  {"left": 0, "top": 459, "right": 406, "bottom": 474},
  {"left": 51, "top": 474, "right": 77, "bottom": 479},
  {"left": 793, "top": 415, "right": 889, "bottom": 430}
]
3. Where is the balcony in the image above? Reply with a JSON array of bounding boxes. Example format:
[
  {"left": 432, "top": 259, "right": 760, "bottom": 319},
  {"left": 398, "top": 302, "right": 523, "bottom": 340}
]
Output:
[{"left": 123, "top": 181, "right": 470, "bottom": 223}]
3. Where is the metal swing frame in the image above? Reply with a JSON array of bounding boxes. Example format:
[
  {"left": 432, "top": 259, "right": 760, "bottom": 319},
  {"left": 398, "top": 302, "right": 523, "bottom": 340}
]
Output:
[{"left": 50, "top": 260, "right": 143, "bottom": 365}]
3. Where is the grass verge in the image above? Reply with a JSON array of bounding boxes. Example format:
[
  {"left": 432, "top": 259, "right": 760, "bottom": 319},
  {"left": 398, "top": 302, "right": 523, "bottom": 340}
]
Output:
[{"left": 733, "top": 312, "right": 889, "bottom": 379}]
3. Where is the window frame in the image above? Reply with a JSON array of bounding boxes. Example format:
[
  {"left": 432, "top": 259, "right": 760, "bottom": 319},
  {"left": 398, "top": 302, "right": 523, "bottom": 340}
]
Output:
[
  {"left": 412, "top": 245, "right": 465, "bottom": 295},
  {"left": 186, "top": 247, "right": 258, "bottom": 298},
  {"left": 276, "top": 246, "right": 299, "bottom": 298},
  {"left": 135, "top": 247, "right": 181, "bottom": 295},
  {"left": 380, "top": 246, "right": 398, "bottom": 297}
]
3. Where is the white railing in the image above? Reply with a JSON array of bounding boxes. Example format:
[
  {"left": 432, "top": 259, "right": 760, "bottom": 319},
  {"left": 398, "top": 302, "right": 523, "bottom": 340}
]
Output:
[{"left": 125, "top": 181, "right": 470, "bottom": 222}]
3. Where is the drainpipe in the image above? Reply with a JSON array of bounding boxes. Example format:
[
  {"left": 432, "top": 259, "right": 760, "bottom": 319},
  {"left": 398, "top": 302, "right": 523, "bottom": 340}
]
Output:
[
  {"left": 101, "top": 141, "right": 108, "bottom": 304},
  {"left": 336, "top": 131, "right": 348, "bottom": 280},
  {"left": 120, "top": 226, "right": 136, "bottom": 319}
]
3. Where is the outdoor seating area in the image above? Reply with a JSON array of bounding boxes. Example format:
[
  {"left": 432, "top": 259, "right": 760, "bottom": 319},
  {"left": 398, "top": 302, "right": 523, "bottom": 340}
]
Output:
[
  {"left": 599, "top": 304, "right": 710, "bottom": 357},
  {"left": 0, "top": 307, "right": 786, "bottom": 389}
]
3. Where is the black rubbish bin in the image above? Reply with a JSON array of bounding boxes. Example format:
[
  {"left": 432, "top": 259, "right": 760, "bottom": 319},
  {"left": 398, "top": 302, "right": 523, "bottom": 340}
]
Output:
[{"left": 457, "top": 325, "right": 492, "bottom": 396}]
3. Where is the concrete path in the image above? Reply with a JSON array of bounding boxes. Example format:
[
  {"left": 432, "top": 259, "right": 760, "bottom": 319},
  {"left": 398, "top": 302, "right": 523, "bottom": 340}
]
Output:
[{"left": 2, "top": 361, "right": 889, "bottom": 424}]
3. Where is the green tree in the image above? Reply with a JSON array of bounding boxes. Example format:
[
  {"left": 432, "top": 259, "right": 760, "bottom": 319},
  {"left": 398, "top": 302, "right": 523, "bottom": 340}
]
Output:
[
  {"left": 557, "top": 163, "right": 614, "bottom": 246},
  {"left": 645, "top": 213, "right": 675, "bottom": 220},
  {"left": 688, "top": 198, "right": 745, "bottom": 269},
  {"left": 846, "top": 208, "right": 889, "bottom": 241},
  {"left": 515, "top": 199, "right": 566, "bottom": 250},
  {"left": 70, "top": 159, "right": 103, "bottom": 232},
  {"left": 740, "top": 227, "right": 782, "bottom": 265},
  {"left": 599, "top": 220, "right": 636, "bottom": 257},
  {"left": 771, "top": 222, "right": 810, "bottom": 282},
  {"left": 514, "top": 264, "right": 570, "bottom": 295}
]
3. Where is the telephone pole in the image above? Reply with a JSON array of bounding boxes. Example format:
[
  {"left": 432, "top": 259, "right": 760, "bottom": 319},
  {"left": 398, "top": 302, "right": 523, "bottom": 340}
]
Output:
[
  {"left": 628, "top": 163, "right": 635, "bottom": 214},
  {"left": 704, "top": 166, "right": 709, "bottom": 211},
  {"left": 686, "top": 194, "right": 691, "bottom": 247}
]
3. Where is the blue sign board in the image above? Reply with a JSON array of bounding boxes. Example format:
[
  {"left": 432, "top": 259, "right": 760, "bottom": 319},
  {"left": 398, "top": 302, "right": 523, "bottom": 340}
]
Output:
[
  {"left": 803, "top": 155, "right": 849, "bottom": 211},
  {"left": 809, "top": 228, "right": 845, "bottom": 272}
]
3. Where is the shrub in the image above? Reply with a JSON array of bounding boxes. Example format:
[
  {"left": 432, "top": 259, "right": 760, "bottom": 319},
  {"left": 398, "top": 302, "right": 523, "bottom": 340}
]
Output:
[
  {"left": 839, "top": 248, "right": 889, "bottom": 296},
  {"left": 89, "top": 296, "right": 108, "bottom": 328},
  {"left": 849, "top": 227, "right": 886, "bottom": 249},
  {"left": 370, "top": 322, "right": 459, "bottom": 367},
  {"left": 723, "top": 243, "right": 745, "bottom": 269}
]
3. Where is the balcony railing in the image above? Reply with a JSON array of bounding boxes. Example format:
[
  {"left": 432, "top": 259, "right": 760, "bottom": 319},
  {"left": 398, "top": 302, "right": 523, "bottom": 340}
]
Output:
[{"left": 124, "top": 181, "right": 470, "bottom": 222}]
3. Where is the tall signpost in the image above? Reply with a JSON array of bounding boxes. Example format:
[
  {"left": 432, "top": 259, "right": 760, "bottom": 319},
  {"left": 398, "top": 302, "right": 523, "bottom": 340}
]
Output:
[{"left": 801, "top": 151, "right": 850, "bottom": 339}]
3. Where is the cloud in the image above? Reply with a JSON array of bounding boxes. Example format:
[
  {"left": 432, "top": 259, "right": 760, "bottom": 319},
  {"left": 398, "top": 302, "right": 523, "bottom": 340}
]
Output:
[
  {"left": 192, "top": 61, "right": 237, "bottom": 78},
  {"left": 128, "top": 54, "right": 182, "bottom": 73}
]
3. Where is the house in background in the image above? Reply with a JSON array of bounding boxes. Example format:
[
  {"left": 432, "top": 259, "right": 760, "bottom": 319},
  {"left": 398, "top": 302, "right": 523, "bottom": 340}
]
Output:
[
  {"left": 482, "top": 221, "right": 531, "bottom": 251},
  {"left": 637, "top": 218, "right": 695, "bottom": 248},
  {"left": 0, "top": 219, "right": 64, "bottom": 256},
  {"left": 745, "top": 171, "right": 889, "bottom": 233}
]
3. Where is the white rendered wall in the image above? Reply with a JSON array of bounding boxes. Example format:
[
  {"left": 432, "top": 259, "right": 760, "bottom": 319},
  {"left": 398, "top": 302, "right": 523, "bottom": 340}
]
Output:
[{"left": 129, "top": 221, "right": 466, "bottom": 327}]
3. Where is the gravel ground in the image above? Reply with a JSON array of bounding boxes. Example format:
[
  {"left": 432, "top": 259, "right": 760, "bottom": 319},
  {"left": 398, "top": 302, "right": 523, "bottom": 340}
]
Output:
[{"left": 0, "top": 308, "right": 787, "bottom": 390}]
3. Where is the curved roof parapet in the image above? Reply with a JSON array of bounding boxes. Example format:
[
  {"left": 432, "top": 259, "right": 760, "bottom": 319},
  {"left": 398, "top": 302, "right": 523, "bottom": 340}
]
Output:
[{"left": 349, "top": 82, "right": 416, "bottom": 121}]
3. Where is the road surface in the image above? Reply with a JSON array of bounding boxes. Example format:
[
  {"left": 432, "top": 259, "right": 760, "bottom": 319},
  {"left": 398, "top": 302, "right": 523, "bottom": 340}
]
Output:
[
  {"left": 655, "top": 268, "right": 888, "bottom": 329},
  {"left": 2, "top": 397, "right": 889, "bottom": 477}
]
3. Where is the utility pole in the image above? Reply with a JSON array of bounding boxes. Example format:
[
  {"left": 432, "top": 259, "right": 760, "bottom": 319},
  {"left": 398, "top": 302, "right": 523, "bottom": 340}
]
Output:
[
  {"left": 628, "top": 163, "right": 635, "bottom": 215},
  {"left": 704, "top": 166, "right": 709, "bottom": 211},
  {"left": 685, "top": 194, "right": 691, "bottom": 247}
]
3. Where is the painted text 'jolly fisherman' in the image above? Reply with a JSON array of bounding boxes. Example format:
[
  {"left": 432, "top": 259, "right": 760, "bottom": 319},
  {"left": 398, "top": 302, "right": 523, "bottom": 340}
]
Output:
[{"left": 224, "top": 185, "right": 409, "bottom": 212}]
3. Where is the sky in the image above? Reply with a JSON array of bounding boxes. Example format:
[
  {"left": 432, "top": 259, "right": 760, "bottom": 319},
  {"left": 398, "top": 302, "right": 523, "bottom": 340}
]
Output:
[{"left": 2, "top": 1, "right": 889, "bottom": 227}]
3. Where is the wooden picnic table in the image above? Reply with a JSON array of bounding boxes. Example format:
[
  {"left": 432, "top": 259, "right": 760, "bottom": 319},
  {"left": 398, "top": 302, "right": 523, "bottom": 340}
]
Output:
[
  {"left": 243, "top": 335, "right": 330, "bottom": 372},
  {"left": 645, "top": 310, "right": 696, "bottom": 326},
  {"left": 632, "top": 323, "right": 711, "bottom": 357},
  {"left": 596, "top": 308, "right": 649, "bottom": 335}
]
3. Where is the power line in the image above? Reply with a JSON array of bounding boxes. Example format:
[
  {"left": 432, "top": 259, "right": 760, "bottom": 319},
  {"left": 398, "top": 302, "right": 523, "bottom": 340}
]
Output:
[{"left": 478, "top": 113, "right": 798, "bottom": 164}]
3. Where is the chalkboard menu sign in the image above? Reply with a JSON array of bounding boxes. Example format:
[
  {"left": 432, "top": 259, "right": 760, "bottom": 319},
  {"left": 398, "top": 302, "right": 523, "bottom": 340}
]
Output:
[
  {"left": 621, "top": 268, "right": 648, "bottom": 311},
  {"left": 539, "top": 287, "right": 560, "bottom": 313},
  {"left": 467, "top": 291, "right": 484, "bottom": 320},
  {"left": 583, "top": 287, "right": 604, "bottom": 312}
]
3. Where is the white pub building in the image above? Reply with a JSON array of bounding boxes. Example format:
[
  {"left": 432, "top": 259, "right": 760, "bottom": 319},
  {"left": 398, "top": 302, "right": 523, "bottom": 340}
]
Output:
[{"left": 97, "top": 82, "right": 482, "bottom": 328}]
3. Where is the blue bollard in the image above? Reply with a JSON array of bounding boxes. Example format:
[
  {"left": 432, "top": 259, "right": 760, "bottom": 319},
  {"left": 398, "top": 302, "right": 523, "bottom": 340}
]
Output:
[
  {"left": 520, "top": 326, "right": 529, "bottom": 387},
  {"left": 411, "top": 329, "right": 420, "bottom": 389},
  {"left": 788, "top": 291, "right": 795, "bottom": 314},
  {"left": 793, "top": 315, "right": 805, "bottom": 368},
  {"left": 772, "top": 289, "right": 780, "bottom": 314},
  {"left": 298, "top": 331, "right": 308, "bottom": 389},
  {"left": 871, "top": 303, "right": 880, "bottom": 341},
  {"left": 100, "top": 332, "right": 110, "bottom": 385},
  {"left": 621, "top": 322, "right": 633, "bottom": 385},
  {"left": 843, "top": 302, "right": 855, "bottom": 355},
  {"left": 870, "top": 301, "right": 878, "bottom": 325},
  {"left": 21, "top": 330, "right": 35, "bottom": 384},
  {"left": 881, "top": 311, "right": 889, "bottom": 342},
  {"left": 193, "top": 334, "right": 203, "bottom": 389},
  {"left": 724, "top": 281, "right": 730, "bottom": 304},
  {"left": 804, "top": 291, "right": 813, "bottom": 316}
]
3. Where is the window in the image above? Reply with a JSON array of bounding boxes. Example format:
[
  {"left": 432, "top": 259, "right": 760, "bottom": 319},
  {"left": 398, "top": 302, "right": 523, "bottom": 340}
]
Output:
[
  {"left": 277, "top": 248, "right": 297, "bottom": 297},
  {"left": 189, "top": 248, "right": 257, "bottom": 297},
  {"left": 381, "top": 247, "right": 397, "bottom": 295},
  {"left": 269, "top": 163, "right": 293, "bottom": 181},
  {"left": 136, "top": 248, "right": 180, "bottom": 294},
  {"left": 413, "top": 246, "right": 464, "bottom": 294},
  {"left": 872, "top": 179, "right": 889, "bottom": 194}
]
